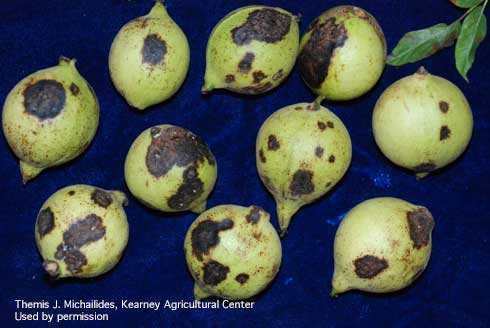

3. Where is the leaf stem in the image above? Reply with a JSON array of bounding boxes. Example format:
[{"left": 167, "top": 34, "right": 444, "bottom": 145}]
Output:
[{"left": 456, "top": 0, "right": 485, "bottom": 22}]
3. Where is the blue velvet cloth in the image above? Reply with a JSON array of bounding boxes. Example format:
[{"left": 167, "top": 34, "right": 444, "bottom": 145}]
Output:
[{"left": 1, "top": 0, "right": 489, "bottom": 326}]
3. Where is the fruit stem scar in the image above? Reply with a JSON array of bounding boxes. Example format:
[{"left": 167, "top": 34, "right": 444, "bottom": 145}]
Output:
[{"left": 43, "top": 260, "right": 59, "bottom": 278}]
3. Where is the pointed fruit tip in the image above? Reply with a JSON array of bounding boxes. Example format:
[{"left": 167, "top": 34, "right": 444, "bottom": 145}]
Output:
[
  {"left": 416, "top": 66, "right": 428, "bottom": 75},
  {"left": 191, "top": 201, "right": 207, "bottom": 214},
  {"left": 193, "top": 283, "right": 211, "bottom": 300},
  {"left": 415, "top": 172, "right": 429, "bottom": 180},
  {"left": 330, "top": 288, "right": 340, "bottom": 298},
  {"left": 43, "top": 260, "right": 59, "bottom": 278},
  {"left": 112, "top": 190, "right": 129, "bottom": 206}
]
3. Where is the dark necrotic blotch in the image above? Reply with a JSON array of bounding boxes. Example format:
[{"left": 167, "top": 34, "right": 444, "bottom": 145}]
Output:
[
  {"left": 329, "top": 155, "right": 335, "bottom": 163},
  {"left": 203, "top": 260, "right": 229, "bottom": 285},
  {"left": 267, "top": 135, "right": 280, "bottom": 150},
  {"left": 232, "top": 8, "right": 292, "bottom": 45},
  {"left": 225, "top": 74, "right": 235, "bottom": 83},
  {"left": 142, "top": 34, "right": 167, "bottom": 65},
  {"left": 407, "top": 207, "right": 434, "bottom": 249},
  {"left": 440, "top": 125, "right": 451, "bottom": 140},
  {"left": 68, "top": 190, "right": 75, "bottom": 196},
  {"left": 146, "top": 126, "right": 215, "bottom": 178},
  {"left": 413, "top": 162, "right": 437, "bottom": 173},
  {"left": 327, "top": 121, "right": 334, "bottom": 128},
  {"left": 91, "top": 189, "right": 113, "bottom": 208},
  {"left": 315, "top": 146, "right": 324, "bottom": 158},
  {"left": 236, "top": 273, "right": 249, "bottom": 284},
  {"left": 24, "top": 79, "right": 66, "bottom": 120},
  {"left": 246, "top": 206, "right": 262, "bottom": 224},
  {"left": 299, "top": 17, "right": 348, "bottom": 89},
  {"left": 54, "top": 214, "right": 106, "bottom": 274},
  {"left": 70, "top": 83, "right": 79, "bottom": 95},
  {"left": 253, "top": 71, "right": 267, "bottom": 83},
  {"left": 191, "top": 218, "right": 234, "bottom": 261},
  {"left": 318, "top": 121, "right": 326, "bottom": 130},
  {"left": 240, "top": 82, "right": 273, "bottom": 94},
  {"left": 259, "top": 149, "right": 266, "bottom": 163},
  {"left": 290, "top": 170, "right": 314, "bottom": 196},
  {"left": 238, "top": 52, "right": 255, "bottom": 72},
  {"left": 272, "top": 69, "right": 284, "bottom": 81},
  {"left": 354, "top": 255, "right": 388, "bottom": 279},
  {"left": 167, "top": 166, "right": 204, "bottom": 210},
  {"left": 37, "top": 207, "right": 55, "bottom": 238},
  {"left": 439, "top": 101, "right": 449, "bottom": 113}
]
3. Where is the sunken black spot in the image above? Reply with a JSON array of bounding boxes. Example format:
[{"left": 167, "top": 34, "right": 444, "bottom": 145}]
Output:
[
  {"left": 167, "top": 166, "right": 204, "bottom": 210},
  {"left": 37, "top": 207, "right": 55, "bottom": 238},
  {"left": 318, "top": 121, "right": 327, "bottom": 130},
  {"left": 290, "top": 170, "right": 314, "bottom": 196},
  {"left": 232, "top": 8, "right": 292, "bottom": 45},
  {"left": 329, "top": 155, "right": 335, "bottom": 163},
  {"left": 236, "top": 273, "right": 249, "bottom": 284},
  {"left": 225, "top": 74, "right": 235, "bottom": 83},
  {"left": 259, "top": 149, "right": 266, "bottom": 163},
  {"left": 203, "top": 260, "right": 230, "bottom": 285},
  {"left": 24, "top": 80, "right": 66, "bottom": 120},
  {"left": 253, "top": 71, "right": 267, "bottom": 83},
  {"left": 327, "top": 121, "right": 334, "bottom": 128},
  {"left": 91, "top": 189, "right": 113, "bottom": 208},
  {"left": 54, "top": 214, "right": 105, "bottom": 274},
  {"left": 238, "top": 52, "right": 255, "bottom": 72},
  {"left": 246, "top": 206, "right": 262, "bottom": 224},
  {"left": 272, "top": 69, "right": 284, "bottom": 81},
  {"left": 439, "top": 101, "right": 449, "bottom": 113},
  {"left": 191, "top": 218, "right": 234, "bottom": 261},
  {"left": 407, "top": 207, "right": 434, "bottom": 249},
  {"left": 142, "top": 34, "right": 167, "bottom": 65},
  {"left": 354, "top": 255, "right": 388, "bottom": 279},
  {"left": 315, "top": 146, "right": 324, "bottom": 158},
  {"left": 413, "top": 162, "right": 437, "bottom": 173},
  {"left": 70, "top": 83, "right": 79, "bottom": 95},
  {"left": 145, "top": 126, "right": 216, "bottom": 178},
  {"left": 299, "top": 17, "right": 348, "bottom": 89},
  {"left": 268, "top": 135, "right": 280, "bottom": 150},
  {"left": 440, "top": 126, "right": 451, "bottom": 140}
]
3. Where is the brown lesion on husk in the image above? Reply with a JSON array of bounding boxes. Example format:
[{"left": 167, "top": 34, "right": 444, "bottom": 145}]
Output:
[
  {"left": 167, "top": 165, "right": 204, "bottom": 211},
  {"left": 259, "top": 149, "right": 266, "bottom": 163},
  {"left": 440, "top": 125, "right": 451, "bottom": 140},
  {"left": 328, "top": 155, "right": 336, "bottom": 163},
  {"left": 315, "top": 146, "right": 324, "bottom": 158},
  {"left": 202, "top": 260, "right": 229, "bottom": 285},
  {"left": 70, "top": 83, "right": 79, "bottom": 96},
  {"left": 225, "top": 74, "right": 235, "bottom": 83},
  {"left": 91, "top": 189, "right": 113, "bottom": 208},
  {"left": 413, "top": 162, "right": 437, "bottom": 173},
  {"left": 146, "top": 126, "right": 215, "bottom": 178},
  {"left": 272, "top": 69, "right": 284, "bottom": 81},
  {"left": 407, "top": 207, "right": 434, "bottom": 249},
  {"left": 439, "top": 101, "right": 449, "bottom": 113},
  {"left": 23, "top": 79, "right": 66, "bottom": 120},
  {"left": 290, "top": 170, "right": 314, "bottom": 195},
  {"left": 246, "top": 206, "right": 263, "bottom": 224},
  {"left": 298, "top": 17, "right": 348, "bottom": 89},
  {"left": 253, "top": 71, "right": 267, "bottom": 83},
  {"left": 37, "top": 207, "right": 55, "bottom": 238},
  {"left": 54, "top": 214, "right": 106, "bottom": 274},
  {"left": 235, "top": 273, "right": 249, "bottom": 284},
  {"left": 267, "top": 135, "right": 280, "bottom": 150},
  {"left": 191, "top": 218, "right": 234, "bottom": 261},
  {"left": 142, "top": 34, "right": 167, "bottom": 65},
  {"left": 238, "top": 52, "right": 255, "bottom": 73},
  {"left": 239, "top": 82, "right": 273, "bottom": 94},
  {"left": 354, "top": 255, "right": 388, "bottom": 279},
  {"left": 231, "top": 8, "right": 292, "bottom": 45}
]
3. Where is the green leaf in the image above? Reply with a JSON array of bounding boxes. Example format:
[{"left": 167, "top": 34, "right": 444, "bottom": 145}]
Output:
[
  {"left": 455, "top": 6, "right": 487, "bottom": 81},
  {"left": 387, "top": 22, "right": 461, "bottom": 66},
  {"left": 450, "top": 0, "right": 482, "bottom": 9}
]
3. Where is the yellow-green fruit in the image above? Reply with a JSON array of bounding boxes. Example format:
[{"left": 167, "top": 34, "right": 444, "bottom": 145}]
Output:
[
  {"left": 35, "top": 185, "right": 129, "bottom": 279},
  {"left": 125, "top": 125, "right": 217, "bottom": 213},
  {"left": 109, "top": 0, "right": 190, "bottom": 109},
  {"left": 184, "top": 205, "right": 282, "bottom": 300},
  {"left": 2, "top": 57, "right": 99, "bottom": 183},
  {"left": 298, "top": 6, "right": 386, "bottom": 101},
  {"left": 256, "top": 102, "right": 352, "bottom": 235},
  {"left": 331, "top": 197, "right": 434, "bottom": 296},
  {"left": 373, "top": 67, "right": 473, "bottom": 179},
  {"left": 202, "top": 6, "right": 299, "bottom": 95}
]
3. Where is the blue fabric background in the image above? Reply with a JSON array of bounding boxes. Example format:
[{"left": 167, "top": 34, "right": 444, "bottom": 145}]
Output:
[{"left": 1, "top": 0, "right": 489, "bottom": 327}]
